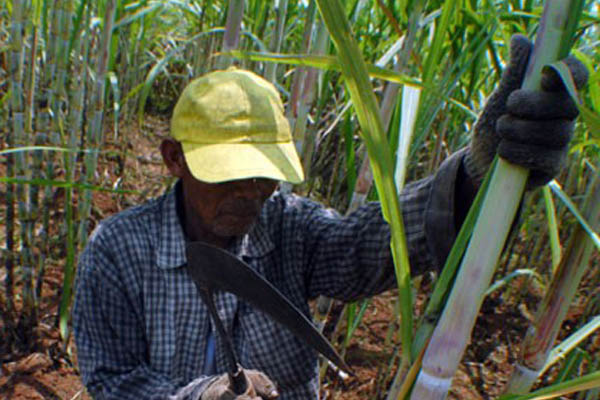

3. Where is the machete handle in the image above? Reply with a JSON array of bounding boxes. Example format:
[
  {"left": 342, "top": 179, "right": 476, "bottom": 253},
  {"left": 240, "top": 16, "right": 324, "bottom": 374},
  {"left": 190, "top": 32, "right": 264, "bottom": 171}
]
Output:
[{"left": 229, "top": 365, "right": 248, "bottom": 395}]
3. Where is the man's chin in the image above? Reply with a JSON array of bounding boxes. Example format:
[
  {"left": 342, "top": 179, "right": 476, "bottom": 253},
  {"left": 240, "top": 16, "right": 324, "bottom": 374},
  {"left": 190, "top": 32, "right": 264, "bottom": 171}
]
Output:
[{"left": 213, "top": 219, "right": 257, "bottom": 239}]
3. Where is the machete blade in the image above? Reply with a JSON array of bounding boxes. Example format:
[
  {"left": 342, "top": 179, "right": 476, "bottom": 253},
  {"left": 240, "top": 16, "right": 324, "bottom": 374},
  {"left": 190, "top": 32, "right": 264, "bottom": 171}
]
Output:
[{"left": 185, "top": 241, "right": 353, "bottom": 375}]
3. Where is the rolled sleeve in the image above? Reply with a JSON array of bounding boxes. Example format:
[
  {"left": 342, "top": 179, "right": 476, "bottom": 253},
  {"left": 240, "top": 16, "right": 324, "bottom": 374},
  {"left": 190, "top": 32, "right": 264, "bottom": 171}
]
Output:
[
  {"left": 424, "top": 147, "right": 469, "bottom": 270},
  {"left": 299, "top": 148, "right": 468, "bottom": 300}
]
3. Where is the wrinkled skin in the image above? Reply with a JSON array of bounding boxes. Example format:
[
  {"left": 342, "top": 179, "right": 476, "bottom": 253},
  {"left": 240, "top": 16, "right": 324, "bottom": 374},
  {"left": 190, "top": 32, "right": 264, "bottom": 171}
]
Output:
[{"left": 160, "top": 139, "right": 278, "bottom": 248}]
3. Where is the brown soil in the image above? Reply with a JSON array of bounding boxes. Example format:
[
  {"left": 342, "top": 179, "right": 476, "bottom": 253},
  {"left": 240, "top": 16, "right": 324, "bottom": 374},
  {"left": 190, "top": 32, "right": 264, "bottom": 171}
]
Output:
[{"left": 1, "top": 117, "right": 597, "bottom": 399}]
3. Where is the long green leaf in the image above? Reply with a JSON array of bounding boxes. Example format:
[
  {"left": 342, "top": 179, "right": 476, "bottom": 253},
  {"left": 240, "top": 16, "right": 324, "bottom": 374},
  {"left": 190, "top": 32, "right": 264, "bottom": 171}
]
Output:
[
  {"left": 315, "top": 0, "right": 415, "bottom": 370},
  {"left": 543, "top": 316, "right": 600, "bottom": 376},
  {"left": 499, "top": 371, "right": 600, "bottom": 400},
  {"left": 548, "top": 180, "right": 600, "bottom": 251},
  {"left": 228, "top": 50, "right": 479, "bottom": 120},
  {"left": 543, "top": 186, "right": 561, "bottom": 274},
  {"left": 228, "top": 50, "right": 422, "bottom": 87},
  {"left": 0, "top": 176, "right": 137, "bottom": 194}
]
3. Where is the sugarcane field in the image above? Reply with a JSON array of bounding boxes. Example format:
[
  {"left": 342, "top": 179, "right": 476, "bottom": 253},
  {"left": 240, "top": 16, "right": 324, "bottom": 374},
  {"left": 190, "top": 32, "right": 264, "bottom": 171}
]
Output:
[{"left": 1, "top": 0, "right": 600, "bottom": 399}]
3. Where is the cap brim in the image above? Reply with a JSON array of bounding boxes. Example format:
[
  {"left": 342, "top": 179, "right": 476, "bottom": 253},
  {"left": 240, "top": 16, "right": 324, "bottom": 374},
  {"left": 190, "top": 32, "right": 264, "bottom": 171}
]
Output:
[{"left": 182, "top": 141, "right": 305, "bottom": 184}]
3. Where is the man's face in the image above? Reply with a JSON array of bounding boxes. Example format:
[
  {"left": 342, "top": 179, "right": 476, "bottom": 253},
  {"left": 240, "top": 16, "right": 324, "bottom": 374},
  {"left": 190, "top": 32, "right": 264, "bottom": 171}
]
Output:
[
  {"left": 160, "top": 139, "right": 278, "bottom": 246},
  {"left": 180, "top": 173, "right": 278, "bottom": 244}
]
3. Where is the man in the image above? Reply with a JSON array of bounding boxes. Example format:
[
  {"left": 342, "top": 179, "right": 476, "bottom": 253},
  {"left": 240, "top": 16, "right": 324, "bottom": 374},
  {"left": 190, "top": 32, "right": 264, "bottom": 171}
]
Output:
[{"left": 73, "top": 36, "right": 587, "bottom": 399}]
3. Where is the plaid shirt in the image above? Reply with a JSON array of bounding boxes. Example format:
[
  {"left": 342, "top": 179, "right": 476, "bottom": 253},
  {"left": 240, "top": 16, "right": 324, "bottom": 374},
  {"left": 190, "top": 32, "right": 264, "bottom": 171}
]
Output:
[{"left": 73, "top": 150, "right": 466, "bottom": 400}]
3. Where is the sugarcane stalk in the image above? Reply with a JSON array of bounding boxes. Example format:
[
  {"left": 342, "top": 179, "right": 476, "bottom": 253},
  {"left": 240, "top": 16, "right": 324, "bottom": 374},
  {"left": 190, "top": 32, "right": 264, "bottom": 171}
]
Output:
[
  {"left": 35, "top": 0, "right": 62, "bottom": 317},
  {"left": 294, "top": 17, "right": 327, "bottom": 181},
  {"left": 59, "top": 0, "right": 90, "bottom": 349},
  {"left": 3, "top": 0, "right": 23, "bottom": 349},
  {"left": 10, "top": 0, "right": 38, "bottom": 340},
  {"left": 505, "top": 173, "right": 600, "bottom": 394},
  {"left": 24, "top": 6, "right": 42, "bottom": 301},
  {"left": 282, "top": 1, "right": 319, "bottom": 196},
  {"left": 411, "top": 1, "right": 584, "bottom": 398},
  {"left": 287, "top": 0, "right": 317, "bottom": 121},
  {"left": 264, "top": 0, "right": 288, "bottom": 83},
  {"left": 218, "top": 0, "right": 244, "bottom": 69},
  {"left": 68, "top": 0, "right": 116, "bottom": 341}
]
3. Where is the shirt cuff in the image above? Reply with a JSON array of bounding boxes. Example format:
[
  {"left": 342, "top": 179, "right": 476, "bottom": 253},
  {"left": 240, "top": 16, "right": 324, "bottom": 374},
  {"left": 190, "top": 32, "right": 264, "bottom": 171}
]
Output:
[
  {"left": 424, "top": 147, "right": 470, "bottom": 270},
  {"left": 169, "top": 375, "right": 218, "bottom": 400}
]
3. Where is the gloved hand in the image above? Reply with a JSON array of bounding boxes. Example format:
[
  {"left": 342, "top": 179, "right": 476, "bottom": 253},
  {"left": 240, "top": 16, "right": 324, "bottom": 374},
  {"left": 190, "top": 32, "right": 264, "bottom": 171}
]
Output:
[
  {"left": 465, "top": 34, "right": 589, "bottom": 188},
  {"left": 201, "top": 369, "right": 279, "bottom": 400}
]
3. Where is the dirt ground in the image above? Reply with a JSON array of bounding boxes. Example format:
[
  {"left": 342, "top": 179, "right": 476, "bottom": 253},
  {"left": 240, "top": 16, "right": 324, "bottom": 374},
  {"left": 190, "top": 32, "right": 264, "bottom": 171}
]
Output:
[{"left": 1, "top": 116, "right": 597, "bottom": 399}]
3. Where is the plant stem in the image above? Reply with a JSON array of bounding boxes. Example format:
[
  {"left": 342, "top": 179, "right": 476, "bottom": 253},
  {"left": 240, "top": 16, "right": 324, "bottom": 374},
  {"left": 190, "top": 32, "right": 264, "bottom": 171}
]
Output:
[
  {"left": 411, "top": 1, "right": 583, "bottom": 398},
  {"left": 505, "top": 173, "right": 600, "bottom": 394}
]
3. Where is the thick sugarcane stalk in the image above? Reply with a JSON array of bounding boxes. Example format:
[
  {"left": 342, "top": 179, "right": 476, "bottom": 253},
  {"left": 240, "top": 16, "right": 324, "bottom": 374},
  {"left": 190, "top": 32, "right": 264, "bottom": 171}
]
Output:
[
  {"left": 411, "top": 1, "right": 583, "bottom": 398},
  {"left": 505, "top": 173, "right": 600, "bottom": 394}
]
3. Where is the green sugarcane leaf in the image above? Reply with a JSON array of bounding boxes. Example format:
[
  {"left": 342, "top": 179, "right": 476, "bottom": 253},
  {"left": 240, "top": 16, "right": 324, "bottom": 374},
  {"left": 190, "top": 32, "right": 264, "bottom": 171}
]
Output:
[
  {"left": 545, "top": 60, "right": 600, "bottom": 138},
  {"left": 0, "top": 176, "right": 138, "bottom": 194},
  {"left": 548, "top": 180, "right": 600, "bottom": 251},
  {"left": 579, "top": 104, "right": 600, "bottom": 138},
  {"left": 570, "top": 139, "right": 600, "bottom": 154},
  {"left": 315, "top": 0, "right": 415, "bottom": 366},
  {"left": 137, "top": 29, "right": 224, "bottom": 124},
  {"left": 0, "top": 146, "right": 101, "bottom": 155},
  {"left": 227, "top": 50, "right": 422, "bottom": 87},
  {"left": 545, "top": 61, "right": 579, "bottom": 105},
  {"left": 421, "top": 0, "right": 457, "bottom": 85},
  {"left": 542, "top": 316, "right": 600, "bottom": 375},
  {"left": 543, "top": 186, "right": 561, "bottom": 274},
  {"left": 113, "top": 2, "right": 163, "bottom": 30},
  {"left": 554, "top": 349, "right": 585, "bottom": 383},
  {"left": 227, "top": 50, "right": 478, "bottom": 120},
  {"left": 572, "top": 51, "right": 599, "bottom": 112},
  {"left": 499, "top": 371, "right": 600, "bottom": 400},
  {"left": 485, "top": 269, "right": 543, "bottom": 296}
]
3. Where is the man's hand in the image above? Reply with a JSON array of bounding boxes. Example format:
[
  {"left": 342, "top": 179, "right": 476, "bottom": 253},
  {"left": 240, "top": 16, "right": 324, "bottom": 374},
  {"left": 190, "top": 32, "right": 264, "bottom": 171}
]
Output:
[
  {"left": 465, "top": 34, "right": 589, "bottom": 188},
  {"left": 201, "top": 369, "right": 279, "bottom": 400}
]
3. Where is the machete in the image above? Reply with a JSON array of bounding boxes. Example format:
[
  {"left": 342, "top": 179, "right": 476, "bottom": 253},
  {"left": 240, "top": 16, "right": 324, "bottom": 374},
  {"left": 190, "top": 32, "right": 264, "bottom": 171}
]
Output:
[
  {"left": 187, "top": 277, "right": 248, "bottom": 394},
  {"left": 185, "top": 241, "right": 353, "bottom": 377}
]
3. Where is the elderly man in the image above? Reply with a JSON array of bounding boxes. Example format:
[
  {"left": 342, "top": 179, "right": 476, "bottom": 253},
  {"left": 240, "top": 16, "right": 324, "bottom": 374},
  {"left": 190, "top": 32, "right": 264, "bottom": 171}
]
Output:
[{"left": 73, "top": 36, "right": 587, "bottom": 400}]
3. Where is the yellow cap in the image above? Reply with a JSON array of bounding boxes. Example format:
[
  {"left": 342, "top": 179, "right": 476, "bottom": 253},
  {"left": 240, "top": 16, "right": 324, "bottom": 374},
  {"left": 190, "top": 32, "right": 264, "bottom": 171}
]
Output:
[{"left": 170, "top": 68, "right": 304, "bottom": 184}]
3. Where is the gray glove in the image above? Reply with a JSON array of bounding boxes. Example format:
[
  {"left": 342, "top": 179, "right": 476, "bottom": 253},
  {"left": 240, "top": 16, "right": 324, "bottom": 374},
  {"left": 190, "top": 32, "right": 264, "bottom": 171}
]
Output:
[
  {"left": 465, "top": 34, "right": 589, "bottom": 188},
  {"left": 201, "top": 369, "right": 279, "bottom": 400}
]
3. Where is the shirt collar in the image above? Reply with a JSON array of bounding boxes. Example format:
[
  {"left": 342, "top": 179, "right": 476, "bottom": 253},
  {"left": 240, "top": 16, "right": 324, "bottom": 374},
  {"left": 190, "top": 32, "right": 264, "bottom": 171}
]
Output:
[{"left": 155, "top": 183, "right": 275, "bottom": 270}]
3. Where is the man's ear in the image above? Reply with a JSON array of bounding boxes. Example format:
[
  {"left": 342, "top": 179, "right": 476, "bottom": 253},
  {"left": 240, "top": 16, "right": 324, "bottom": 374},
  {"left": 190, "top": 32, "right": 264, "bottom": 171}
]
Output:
[{"left": 160, "top": 139, "right": 187, "bottom": 178}]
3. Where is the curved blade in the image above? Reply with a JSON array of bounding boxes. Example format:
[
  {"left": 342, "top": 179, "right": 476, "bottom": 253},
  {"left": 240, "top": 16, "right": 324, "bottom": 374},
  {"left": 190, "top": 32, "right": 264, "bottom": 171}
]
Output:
[{"left": 186, "top": 241, "right": 353, "bottom": 375}]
